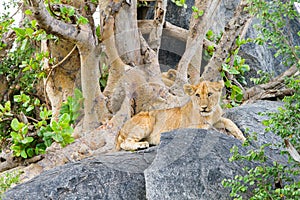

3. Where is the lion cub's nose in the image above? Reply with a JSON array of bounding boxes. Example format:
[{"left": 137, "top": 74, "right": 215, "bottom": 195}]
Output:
[{"left": 201, "top": 105, "right": 208, "bottom": 110}]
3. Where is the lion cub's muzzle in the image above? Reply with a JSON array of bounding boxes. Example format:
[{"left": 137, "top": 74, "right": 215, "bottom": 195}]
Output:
[{"left": 199, "top": 105, "right": 213, "bottom": 116}]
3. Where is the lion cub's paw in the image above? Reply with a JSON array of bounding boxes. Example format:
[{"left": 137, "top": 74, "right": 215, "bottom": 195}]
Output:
[
  {"left": 135, "top": 141, "right": 150, "bottom": 150},
  {"left": 236, "top": 131, "right": 246, "bottom": 141},
  {"left": 120, "top": 141, "right": 149, "bottom": 151}
]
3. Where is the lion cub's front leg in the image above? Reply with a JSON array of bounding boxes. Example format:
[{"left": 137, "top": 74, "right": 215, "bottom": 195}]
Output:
[
  {"left": 116, "top": 112, "right": 155, "bottom": 151},
  {"left": 215, "top": 117, "right": 246, "bottom": 141},
  {"left": 120, "top": 139, "right": 150, "bottom": 151}
]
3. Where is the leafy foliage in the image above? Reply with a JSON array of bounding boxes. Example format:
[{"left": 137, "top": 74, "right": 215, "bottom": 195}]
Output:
[
  {"left": 192, "top": 6, "right": 204, "bottom": 19},
  {"left": 171, "top": 0, "right": 187, "bottom": 9},
  {"left": 44, "top": 0, "right": 90, "bottom": 25},
  {"left": 0, "top": 170, "right": 21, "bottom": 197},
  {"left": 221, "top": 37, "right": 251, "bottom": 107},
  {"left": 0, "top": 5, "right": 80, "bottom": 159},
  {"left": 222, "top": 0, "right": 300, "bottom": 199},
  {"left": 250, "top": 70, "right": 274, "bottom": 85},
  {"left": 99, "top": 63, "right": 109, "bottom": 91},
  {"left": 204, "top": 30, "right": 250, "bottom": 107},
  {"left": 0, "top": 91, "right": 80, "bottom": 158},
  {"left": 247, "top": 0, "right": 299, "bottom": 67},
  {"left": 137, "top": 0, "right": 148, "bottom": 8},
  {"left": 204, "top": 30, "right": 222, "bottom": 59}
]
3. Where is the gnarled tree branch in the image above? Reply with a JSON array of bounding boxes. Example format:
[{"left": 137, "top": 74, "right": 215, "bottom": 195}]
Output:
[
  {"left": 170, "top": 0, "right": 221, "bottom": 95},
  {"left": 26, "top": 0, "right": 94, "bottom": 46},
  {"left": 201, "top": 0, "right": 253, "bottom": 81}
]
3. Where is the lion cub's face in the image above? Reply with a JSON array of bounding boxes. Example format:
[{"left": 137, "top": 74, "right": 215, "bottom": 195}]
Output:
[{"left": 183, "top": 81, "right": 224, "bottom": 116}]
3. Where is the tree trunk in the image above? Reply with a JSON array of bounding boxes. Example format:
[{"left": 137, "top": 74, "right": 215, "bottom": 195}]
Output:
[
  {"left": 172, "top": 0, "right": 221, "bottom": 95},
  {"left": 41, "top": 39, "right": 80, "bottom": 118},
  {"left": 78, "top": 45, "right": 108, "bottom": 130},
  {"left": 201, "top": 0, "right": 252, "bottom": 81},
  {"left": 27, "top": 0, "right": 108, "bottom": 131}
]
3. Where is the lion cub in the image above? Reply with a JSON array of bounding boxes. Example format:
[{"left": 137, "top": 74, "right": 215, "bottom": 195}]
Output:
[{"left": 115, "top": 81, "right": 246, "bottom": 151}]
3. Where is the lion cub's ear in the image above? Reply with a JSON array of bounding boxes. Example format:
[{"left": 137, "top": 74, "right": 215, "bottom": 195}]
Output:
[
  {"left": 183, "top": 84, "right": 196, "bottom": 96},
  {"left": 214, "top": 80, "right": 225, "bottom": 91},
  {"left": 166, "top": 69, "right": 177, "bottom": 81}
]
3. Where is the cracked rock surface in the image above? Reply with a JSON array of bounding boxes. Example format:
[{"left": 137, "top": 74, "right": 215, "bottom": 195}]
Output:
[{"left": 3, "top": 101, "right": 285, "bottom": 200}]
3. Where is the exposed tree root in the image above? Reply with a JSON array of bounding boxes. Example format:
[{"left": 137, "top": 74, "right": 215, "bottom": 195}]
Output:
[
  {"left": 0, "top": 152, "right": 44, "bottom": 173},
  {"left": 244, "top": 65, "right": 298, "bottom": 103}
]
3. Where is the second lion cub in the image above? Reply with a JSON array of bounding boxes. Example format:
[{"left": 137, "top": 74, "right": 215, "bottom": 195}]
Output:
[{"left": 116, "top": 80, "right": 246, "bottom": 151}]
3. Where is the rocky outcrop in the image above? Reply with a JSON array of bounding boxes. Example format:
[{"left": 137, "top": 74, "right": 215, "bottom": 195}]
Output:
[
  {"left": 145, "top": 100, "right": 284, "bottom": 200},
  {"left": 145, "top": 129, "right": 245, "bottom": 200},
  {"left": 2, "top": 149, "right": 156, "bottom": 200},
  {"left": 3, "top": 101, "right": 285, "bottom": 199}
]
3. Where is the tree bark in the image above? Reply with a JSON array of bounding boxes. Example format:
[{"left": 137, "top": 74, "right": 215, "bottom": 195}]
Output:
[
  {"left": 148, "top": 0, "right": 168, "bottom": 54},
  {"left": 27, "top": 0, "right": 108, "bottom": 131},
  {"left": 41, "top": 39, "right": 80, "bottom": 118},
  {"left": 115, "top": 0, "right": 141, "bottom": 64},
  {"left": 201, "top": 0, "right": 253, "bottom": 81},
  {"left": 243, "top": 65, "right": 298, "bottom": 102},
  {"left": 172, "top": 0, "right": 221, "bottom": 95}
]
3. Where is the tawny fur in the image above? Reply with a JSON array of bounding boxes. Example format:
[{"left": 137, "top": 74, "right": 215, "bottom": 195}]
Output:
[
  {"left": 115, "top": 81, "right": 246, "bottom": 151},
  {"left": 161, "top": 69, "right": 177, "bottom": 87}
]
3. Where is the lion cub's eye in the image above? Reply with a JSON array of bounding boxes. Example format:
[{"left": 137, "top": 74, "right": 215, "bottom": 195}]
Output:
[
  {"left": 195, "top": 93, "right": 200, "bottom": 97},
  {"left": 208, "top": 92, "right": 213, "bottom": 97}
]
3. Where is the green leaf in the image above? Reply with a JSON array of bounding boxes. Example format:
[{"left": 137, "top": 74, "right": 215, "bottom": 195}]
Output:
[
  {"left": 198, "top": 10, "right": 204, "bottom": 17},
  {"left": 31, "top": 20, "right": 37, "bottom": 28},
  {"left": 96, "top": 25, "right": 101, "bottom": 39},
  {"left": 222, "top": 64, "right": 230, "bottom": 72},
  {"left": 60, "top": 7, "right": 68, "bottom": 14},
  {"left": 25, "top": 9, "right": 32, "bottom": 15},
  {"left": 100, "top": 79, "right": 107, "bottom": 87},
  {"left": 40, "top": 108, "right": 51, "bottom": 120},
  {"left": 11, "top": 118, "right": 21, "bottom": 131},
  {"left": 20, "top": 150, "right": 28, "bottom": 158},
  {"left": 63, "top": 136, "right": 74, "bottom": 145},
  {"left": 26, "top": 148, "right": 35, "bottom": 157},
  {"left": 228, "top": 68, "right": 240, "bottom": 75},
  {"left": 62, "top": 126, "right": 74, "bottom": 135},
  {"left": 232, "top": 85, "right": 243, "bottom": 94},
  {"left": 175, "top": 1, "right": 182, "bottom": 7},
  {"left": 14, "top": 95, "right": 22, "bottom": 102},
  {"left": 50, "top": 120, "right": 60, "bottom": 132},
  {"left": 21, "top": 125, "right": 28, "bottom": 135},
  {"left": 53, "top": 134, "right": 63, "bottom": 142},
  {"left": 21, "top": 137, "right": 34, "bottom": 144},
  {"left": 68, "top": 8, "right": 75, "bottom": 16},
  {"left": 206, "top": 30, "right": 213, "bottom": 37},
  {"left": 26, "top": 105, "right": 34, "bottom": 112},
  {"left": 60, "top": 113, "right": 70, "bottom": 123},
  {"left": 13, "top": 28, "right": 26, "bottom": 37},
  {"left": 34, "top": 98, "right": 40, "bottom": 106},
  {"left": 224, "top": 80, "right": 231, "bottom": 88},
  {"left": 77, "top": 16, "right": 89, "bottom": 25},
  {"left": 240, "top": 64, "right": 250, "bottom": 72},
  {"left": 0, "top": 103, "right": 4, "bottom": 112},
  {"left": 11, "top": 145, "right": 21, "bottom": 156},
  {"left": 11, "top": 132, "right": 22, "bottom": 141},
  {"left": 35, "top": 145, "right": 46, "bottom": 155},
  {"left": 43, "top": 131, "right": 55, "bottom": 138},
  {"left": 44, "top": 138, "right": 53, "bottom": 147},
  {"left": 192, "top": 6, "right": 198, "bottom": 12},
  {"left": 25, "top": 28, "right": 34, "bottom": 37},
  {"left": 5, "top": 101, "right": 11, "bottom": 111}
]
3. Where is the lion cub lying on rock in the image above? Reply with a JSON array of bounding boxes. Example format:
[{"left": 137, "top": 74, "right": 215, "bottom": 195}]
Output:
[{"left": 116, "top": 81, "right": 246, "bottom": 151}]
